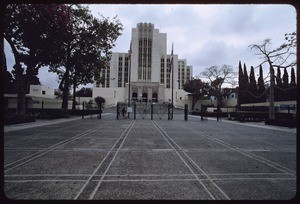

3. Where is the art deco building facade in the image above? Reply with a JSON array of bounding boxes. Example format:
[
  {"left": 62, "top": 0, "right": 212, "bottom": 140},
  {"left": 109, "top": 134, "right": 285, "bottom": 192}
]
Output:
[{"left": 93, "top": 22, "right": 193, "bottom": 107}]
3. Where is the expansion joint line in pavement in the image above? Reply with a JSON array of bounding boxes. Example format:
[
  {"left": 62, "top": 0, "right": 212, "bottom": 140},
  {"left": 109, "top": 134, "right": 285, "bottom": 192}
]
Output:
[
  {"left": 174, "top": 122, "right": 296, "bottom": 176},
  {"left": 4, "top": 121, "right": 114, "bottom": 173},
  {"left": 152, "top": 120, "right": 230, "bottom": 200},
  {"left": 74, "top": 120, "right": 136, "bottom": 200}
]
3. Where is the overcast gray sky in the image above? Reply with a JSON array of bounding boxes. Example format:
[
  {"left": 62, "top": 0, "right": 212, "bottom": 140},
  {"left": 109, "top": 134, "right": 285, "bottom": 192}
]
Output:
[{"left": 4, "top": 4, "right": 296, "bottom": 89}]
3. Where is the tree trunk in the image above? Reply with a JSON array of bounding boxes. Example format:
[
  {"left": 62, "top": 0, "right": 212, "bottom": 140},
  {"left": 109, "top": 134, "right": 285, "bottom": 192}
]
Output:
[
  {"left": 269, "top": 65, "right": 275, "bottom": 120},
  {"left": 2, "top": 49, "right": 7, "bottom": 72},
  {"left": 61, "top": 44, "right": 71, "bottom": 112},
  {"left": 61, "top": 69, "right": 70, "bottom": 110},
  {"left": 72, "top": 74, "right": 77, "bottom": 110},
  {"left": 15, "top": 66, "right": 26, "bottom": 117},
  {"left": 6, "top": 37, "right": 26, "bottom": 117}
]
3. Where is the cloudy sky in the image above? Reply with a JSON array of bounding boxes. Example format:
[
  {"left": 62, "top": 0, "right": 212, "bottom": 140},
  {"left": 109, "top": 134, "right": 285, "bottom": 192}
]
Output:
[{"left": 4, "top": 4, "right": 296, "bottom": 89}]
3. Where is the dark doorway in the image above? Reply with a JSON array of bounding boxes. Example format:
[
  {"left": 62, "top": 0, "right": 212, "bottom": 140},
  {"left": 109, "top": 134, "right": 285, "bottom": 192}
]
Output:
[
  {"left": 142, "top": 93, "right": 148, "bottom": 102},
  {"left": 152, "top": 93, "right": 158, "bottom": 102}
]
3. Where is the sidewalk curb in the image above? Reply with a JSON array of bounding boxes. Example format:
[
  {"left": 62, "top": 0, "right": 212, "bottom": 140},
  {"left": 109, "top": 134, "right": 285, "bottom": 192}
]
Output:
[{"left": 4, "top": 116, "right": 82, "bottom": 133}]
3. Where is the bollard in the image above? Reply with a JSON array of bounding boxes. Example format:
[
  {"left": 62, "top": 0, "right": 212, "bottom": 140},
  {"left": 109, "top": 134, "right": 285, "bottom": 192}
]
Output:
[
  {"left": 116, "top": 103, "right": 119, "bottom": 120},
  {"left": 168, "top": 104, "right": 170, "bottom": 120},
  {"left": 217, "top": 105, "right": 221, "bottom": 121},
  {"left": 134, "top": 103, "right": 136, "bottom": 120},
  {"left": 98, "top": 105, "right": 102, "bottom": 119},
  {"left": 184, "top": 104, "right": 188, "bottom": 121},
  {"left": 151, "top": 104, "right": 154, "bottom": 120},
  {"left": 201, "top": 104, "right": 204, "bottom": 121},
  {"left": 41, "top": 100, "right": 44, "bottom": 119}
]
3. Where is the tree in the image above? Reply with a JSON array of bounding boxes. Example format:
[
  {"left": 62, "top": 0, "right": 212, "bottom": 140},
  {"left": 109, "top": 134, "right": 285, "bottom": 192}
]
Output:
[
  {"left": 243, "top": 63, "right": 249, "bottom": 89},
  {"left": 282, "top": 68, "right": 289, "bottom": 88},
  {"left": 48, "top": 5, "right": 123, "bottom": 112},
  {"left": 276, "top": 67, "right": 282, "bottom": 87},
  {"left": 249, "top": 32, "right": 296, "bottom": 119},
  {"left": 238, "top": 61, "right": 244, "bottom": 90},
  {"left": 257, "top": 64, "right": 266, "bottom": 102},
  {"left": 183, "top": 78, "right": 209, "bottom": 110},
  {"left": 4, "top": 4, "right": 70, "bottom": 116},
  {"left": 76, "top": 87, "right": 92, "bottom": 97},
  {"left": 201, "top": 65, "right": 237, "bottom": 109},
  {"left": 237, "top": 61, "right": 244, "bottom": 106},
  {"left": 94, "top": 96, "right": 105, "bottom": 108},
  {"left": 290, "top": 67, "right": 296, "bottom": 86},
  {"left": 249, "top": 66, "right": 257, "bottom": 94}
]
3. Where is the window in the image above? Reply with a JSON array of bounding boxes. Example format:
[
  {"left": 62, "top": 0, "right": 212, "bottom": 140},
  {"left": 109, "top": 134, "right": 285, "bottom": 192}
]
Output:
[{"left": 42, "top": 91, "right": 46, "bottom": 95}]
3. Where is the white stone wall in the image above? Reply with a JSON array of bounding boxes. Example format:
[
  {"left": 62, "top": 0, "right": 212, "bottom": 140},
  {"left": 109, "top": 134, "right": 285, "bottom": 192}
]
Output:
[
  {"left": 92, "top": 87, "right": 126, "bottom": 107},
  {"left": 28, "top": 85, "right": 55, "bottom": 98},
  {"left": 92, "top": 22, "right": 192, "bottom": 105}
]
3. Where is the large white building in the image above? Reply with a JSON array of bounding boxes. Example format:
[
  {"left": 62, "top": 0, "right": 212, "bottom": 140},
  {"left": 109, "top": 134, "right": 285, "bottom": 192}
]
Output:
[{"left": 93, "top": 22, "right": 193, "bottom": 108}]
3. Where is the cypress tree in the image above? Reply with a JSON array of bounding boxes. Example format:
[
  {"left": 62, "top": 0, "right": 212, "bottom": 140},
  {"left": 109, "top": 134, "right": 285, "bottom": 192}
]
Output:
[
  {"left": 282, "top": 68, "right": 289, "bottom": 88},
  {"left": 249, "top": 66, "right": 257, "bottom": 93},
  {"left": 243, "top": 63, "right": 249, "bottom": 89},
  {"left": 291, "top": 67, "right": 296, "bottom": 86},
  {"left": 276, "top": 67, "right": 282, "bottom": 87},
  {"left": 257, "top": 64, "right": 265, "bottom": 94},
  {"left": 238, "top": 61, "right": 244, "bottom": 90}
]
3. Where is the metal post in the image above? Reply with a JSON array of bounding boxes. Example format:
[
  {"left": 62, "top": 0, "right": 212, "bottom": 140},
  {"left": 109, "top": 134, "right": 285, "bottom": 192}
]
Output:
[
  {"left": 128, "top": 44, "right": 132, "bottom": 118},
  {"left": 41, "top": 100, "right": 44, "bottom": 119},
  {"left": 99, "top": 104, "right": 102, "bottom": 119},
  {"left": 151, "top": 103, "right": 153, "bottom": 120},
  {"left": 134, "top": 103, "right": 136, "bottom": 120},
  {"left": 171, "top": 43, "right": 174, "bottom": 120},
  {"left": 184, "top": 104, "right": 188, "bottom": 121},
  {"left": 201, "top": 104, "right": 204, "bottom": 121},
  {"left": 116, "top": 103, "right": 119, "bottom": 120},
  {"left": 168, "top": 103, "right": 170, "bottom": 120}
]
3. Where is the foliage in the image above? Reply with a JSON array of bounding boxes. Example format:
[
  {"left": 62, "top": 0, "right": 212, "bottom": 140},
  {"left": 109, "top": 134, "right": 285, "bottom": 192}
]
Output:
[
  {"left": 238, "top": 62, "right": 296, "bottom": 104},
  {"left": 249, "top": 66, "right": 257, "bottom": 94},
  {"left": 46, "top": 5, "right": 123, "bottom": 110},
  {"left": 183, "top": 78, "right": 209, "bottom": 110},
  {"left": 247, "top": 32, "right": 296, "bottom": 119},
  {"left": 85, "top": 99, "right": 94, "bottom": 109},
  {"left": 282, "top": 68, "right": 289, "bottom": 88},
  {"left": 276, "top": 67, "right": 282, "bottom": 87},
  {"left": 290, "top": 67, "right": 296, "bottom": 85},
  {"left": 4, "top": 4, "right": 71, "bottom": 116},
  {"left": 94, "top": 96, "right": 106, "bottom": 108},
  {"left": 76, "top": 87, "right": 92, "bottom": 97},
  {"left": 201, "top": 65, "right": 237, "bottom": 107}
]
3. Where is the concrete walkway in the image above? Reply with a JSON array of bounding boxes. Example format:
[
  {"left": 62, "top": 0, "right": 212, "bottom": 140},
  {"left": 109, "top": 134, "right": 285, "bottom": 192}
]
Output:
[{"left": 3, "top": 111, "right": 296, "bottom": 200}]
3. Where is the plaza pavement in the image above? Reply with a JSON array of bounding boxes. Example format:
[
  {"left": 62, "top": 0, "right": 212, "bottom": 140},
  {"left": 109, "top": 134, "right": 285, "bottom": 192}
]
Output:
[{"left": 3, "top": 108, "right": 297, "bottom": 200}]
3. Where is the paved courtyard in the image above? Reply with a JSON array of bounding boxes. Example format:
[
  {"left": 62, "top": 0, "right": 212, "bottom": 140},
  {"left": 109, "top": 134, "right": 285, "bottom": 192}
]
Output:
[{"left": 3, "top": 109, "right": 297, "bottom": 200}]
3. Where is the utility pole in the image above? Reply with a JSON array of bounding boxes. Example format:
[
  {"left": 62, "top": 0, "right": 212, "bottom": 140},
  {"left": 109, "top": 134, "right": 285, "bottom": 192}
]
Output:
[
  {"left": 171, "top": 42, "right": 174, "bottom": 120},
  {"left": 128, "top": 42, "right": 132, "bottom": 118}
]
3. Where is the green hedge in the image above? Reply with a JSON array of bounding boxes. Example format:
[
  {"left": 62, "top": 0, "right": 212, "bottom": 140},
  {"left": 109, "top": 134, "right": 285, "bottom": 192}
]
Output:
[
  {"left": 229, "top": 111, "right": 295, "bottom": 122},
  {"left": 265, "top": 119, "right": 296, "bottom": 128},
  {"left": 190, "top": 111, "right": 228, "bottom": 118},
  {"left": 4, "top": 114, "right": 35, "bottom": 125},
  {"left": 5, "top": 108, "right": 101, "bottom": 124}
]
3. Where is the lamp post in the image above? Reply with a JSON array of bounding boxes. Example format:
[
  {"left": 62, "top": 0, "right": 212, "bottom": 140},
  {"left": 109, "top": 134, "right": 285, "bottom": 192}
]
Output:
[
  {"left": 171, "top": 42, "right": 174, "bottom": 120},
  {"left": 128, "top": 44, "right": 132, "bottom": 118}
]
